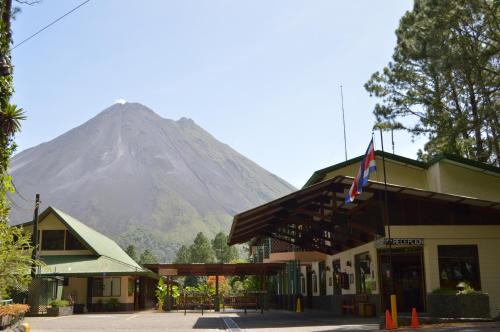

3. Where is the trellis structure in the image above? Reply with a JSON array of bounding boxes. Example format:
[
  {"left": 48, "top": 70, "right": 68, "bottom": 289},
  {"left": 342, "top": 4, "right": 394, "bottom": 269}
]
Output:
[{"left": 145, "top": 263, "right": 285, "bottom": 313}]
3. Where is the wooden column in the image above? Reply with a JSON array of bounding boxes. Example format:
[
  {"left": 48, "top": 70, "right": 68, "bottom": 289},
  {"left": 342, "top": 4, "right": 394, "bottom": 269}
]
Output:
[{"left": 215, "top": 275, "right": 220, "bottom": 312}]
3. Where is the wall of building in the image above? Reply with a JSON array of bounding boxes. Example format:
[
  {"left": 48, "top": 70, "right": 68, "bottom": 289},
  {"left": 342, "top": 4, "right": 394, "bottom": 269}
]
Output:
[
  {"left": 390, "top": 225, "right": 500, "bottom": 318},
  {"left": 62, "top": 277, "right": 87, "bottom": 305},
  {"left": 24, "top": 212, "right": 93, "bottom": 256},
  {"left": 318, "top": 157, "right": 500, "bottom": 203},
  {"left": 435, "top": 161, "right": 500, "bottom": 202},
  {"left": 327, "top": 241, "right": 379, "bottom": 296},
  {"left": 321, "top": 157, "right": 428, "bottom": 190}
]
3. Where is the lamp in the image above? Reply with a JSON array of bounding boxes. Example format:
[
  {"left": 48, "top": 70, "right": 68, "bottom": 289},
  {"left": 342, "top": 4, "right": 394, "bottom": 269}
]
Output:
[{"left": 346, "top": 261, "right": 352, "bottom": 267}]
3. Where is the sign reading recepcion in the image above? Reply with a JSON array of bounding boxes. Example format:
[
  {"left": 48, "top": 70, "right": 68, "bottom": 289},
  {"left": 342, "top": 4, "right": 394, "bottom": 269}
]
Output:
[{"left": 384, "top": 238, "right": 424, "bottom": 246}]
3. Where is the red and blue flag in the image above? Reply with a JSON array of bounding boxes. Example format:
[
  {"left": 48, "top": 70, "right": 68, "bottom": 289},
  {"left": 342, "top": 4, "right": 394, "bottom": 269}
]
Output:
[{"left": 345, "top": 139, "right": 377, "bottom": 203}]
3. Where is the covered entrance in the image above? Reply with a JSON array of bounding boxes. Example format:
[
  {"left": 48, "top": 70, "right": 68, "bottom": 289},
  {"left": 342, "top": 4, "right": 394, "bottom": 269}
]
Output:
[{"left": 379, "top": 248, "right": 425, "bottom": 313}]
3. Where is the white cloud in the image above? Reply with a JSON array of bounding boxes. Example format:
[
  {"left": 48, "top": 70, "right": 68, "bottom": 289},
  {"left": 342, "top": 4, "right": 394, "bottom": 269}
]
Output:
[{"left": 114, "top": 98, "right": 127, "bottom": 104}]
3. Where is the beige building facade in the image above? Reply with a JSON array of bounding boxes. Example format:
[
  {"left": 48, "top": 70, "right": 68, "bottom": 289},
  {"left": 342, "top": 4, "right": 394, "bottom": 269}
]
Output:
[{"left": 242, "top": 152, "right": 500, "bottom": 318}]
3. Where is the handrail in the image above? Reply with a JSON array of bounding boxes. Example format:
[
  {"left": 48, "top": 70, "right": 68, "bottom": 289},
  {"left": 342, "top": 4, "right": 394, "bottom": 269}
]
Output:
[{"left": 0, "top": 299, "right": 13, "bottom": 306}]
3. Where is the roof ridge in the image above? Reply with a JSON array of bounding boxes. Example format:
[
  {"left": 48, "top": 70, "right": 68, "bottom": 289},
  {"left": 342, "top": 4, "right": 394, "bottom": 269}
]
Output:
[
  {"left": 99, "top": 254, "right": 145, "bottom": 272},
  {"left": 303, "top": 150, "right": 500, "bottom": 188}
]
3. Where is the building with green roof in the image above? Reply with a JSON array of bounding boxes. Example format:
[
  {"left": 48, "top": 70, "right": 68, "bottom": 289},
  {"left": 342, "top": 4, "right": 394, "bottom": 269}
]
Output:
[{"left": 20, "top": 207, "right": 157, "bottom": 313}]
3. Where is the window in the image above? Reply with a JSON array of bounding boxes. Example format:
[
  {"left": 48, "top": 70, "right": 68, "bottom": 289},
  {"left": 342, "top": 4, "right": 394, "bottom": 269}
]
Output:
[
  {"left": 65, "top": 230, "right": 86, "bottom": 250},
  {"left": 41, "top": 230, "right": 65, "bottom": 250},
  {"left": 92, "top": 277, "right": 121, "bottom": 297},
  {"left": 312, "top": 271, "right": 318, "bottom": 293},
  {"left": 332, "top": 260, "right": 341, "bottom": 295},
  {"left": 318, "top": 261, "right": 327, "bottom": 296},
  {"left": 438, "top": 245, "right": 481, "bottom": 290},
  {"left": 300, "top": 274, "right": 305, "bottom": 294},
  {"left": 128, "top": 279, "right": 135, "bottom": 297},
  {"left": 355, "top": 252, "right": 373, "bottom": 294}
]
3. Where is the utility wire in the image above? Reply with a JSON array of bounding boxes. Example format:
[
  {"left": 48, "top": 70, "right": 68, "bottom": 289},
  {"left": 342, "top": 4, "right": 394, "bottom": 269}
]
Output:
[
  {"left": 12, "top": 0, "right": 91, "bottom": 50},
  {"left": 11, "top": 179, "right": 36, "bottom": 203}
]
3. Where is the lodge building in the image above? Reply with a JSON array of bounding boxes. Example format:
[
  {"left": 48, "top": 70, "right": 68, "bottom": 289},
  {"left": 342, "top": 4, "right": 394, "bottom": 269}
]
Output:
[
  {"left": 18, "top": 207, "right": 157, "bottom": 314},
  {"left": 228, "top": 152, "right": 500, "bottom": 318}
]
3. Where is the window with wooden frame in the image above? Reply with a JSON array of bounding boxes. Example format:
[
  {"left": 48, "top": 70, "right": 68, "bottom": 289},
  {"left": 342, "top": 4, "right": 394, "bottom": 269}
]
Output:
[
  {"left": 92, "top": 277, "right": 121, "bottom": 297},
  {"left": 41, "top": 230, "right": 65, "bottom": 250},
  {"left": 318, "top": 261, "right": 327, "bottom": 296},
  {"left": 65, "top": 230, "right": 86, "bottom": 250},
  {"left": 332, "top": 259, "right": 341, "bottom": 295},
  {"left": 355, "top": 252, "right": 373, "bottom": 294},
  {"left": 312, "top": 271, "right": 318, "bottom": 293},
  {"left": 438, "top": 245, "right": 481, "bottom": 290}
]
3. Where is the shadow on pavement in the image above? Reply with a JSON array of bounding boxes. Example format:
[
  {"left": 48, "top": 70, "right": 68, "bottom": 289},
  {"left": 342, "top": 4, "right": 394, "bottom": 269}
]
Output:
[{"left": 230, "top": 311, "right": 379, "bottom": 330}]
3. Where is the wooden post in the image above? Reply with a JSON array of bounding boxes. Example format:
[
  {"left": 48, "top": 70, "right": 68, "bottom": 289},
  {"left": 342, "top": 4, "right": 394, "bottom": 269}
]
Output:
[
  {"left": 215, "top": 275, "right": 220, "bottom": 312},
  {"left": 31, "top": 194, "right": 40, "bottom": 278},
  {"left": 184, "top": 291, "right": 187, "bottom": 316},
  {"left": 260, "top": 274, "right": 264, "bottom": 314}
]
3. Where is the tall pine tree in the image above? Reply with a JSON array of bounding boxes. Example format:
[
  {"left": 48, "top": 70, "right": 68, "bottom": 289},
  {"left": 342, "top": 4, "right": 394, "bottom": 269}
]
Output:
[
  {"left": 365, "top": 0, "right": 499, "bottom": 165},
  {"left": 189, "top": 232, "right": 215, "bottom": 263}
]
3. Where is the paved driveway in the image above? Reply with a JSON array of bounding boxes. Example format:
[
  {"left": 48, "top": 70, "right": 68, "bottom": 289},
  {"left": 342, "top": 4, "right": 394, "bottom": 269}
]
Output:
[
  {"left": 24, "top": 310, "right": 378, "bottom": 332},
  {"left": 23, "top": 310, "right": 500, "bottom": 331}
]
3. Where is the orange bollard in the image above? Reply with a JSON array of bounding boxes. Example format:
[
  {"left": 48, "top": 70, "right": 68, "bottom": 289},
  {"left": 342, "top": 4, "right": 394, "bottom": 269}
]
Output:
[
  {"left": 410, "top": 307, "right": 420, "bottom": 328},
  {"left": 385, "top": 309, "right": 395, "bottom": 330}
]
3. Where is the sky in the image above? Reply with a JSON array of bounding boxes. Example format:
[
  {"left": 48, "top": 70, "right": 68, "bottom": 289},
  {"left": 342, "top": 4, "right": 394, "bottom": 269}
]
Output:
[{"left": 10, "top": 0, "right": 424, "bottom": 188}]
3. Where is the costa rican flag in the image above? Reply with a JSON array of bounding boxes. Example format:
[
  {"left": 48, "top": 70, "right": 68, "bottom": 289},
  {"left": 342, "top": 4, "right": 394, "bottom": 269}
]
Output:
[{"left": 345, "top": 139, "right": 377, "bottom": 203}]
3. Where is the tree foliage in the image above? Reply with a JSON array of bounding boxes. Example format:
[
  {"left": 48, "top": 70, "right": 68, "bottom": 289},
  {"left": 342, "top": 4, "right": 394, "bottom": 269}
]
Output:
[
  {"left": 173, "top": 245, "right": 190, "bottom": 264},
  {"left": 211, "top": 232, "right": 238, "bottom": 263},
  {"left": 155, "top": 278, "right": 167, "bottom": 311},
  {"left": 139, "top": 249, "right": 158, "bottom": 265},
  {"left": 365, "top": 0, "right": 500, "bottom": 164},
  {"left": 125, "top": 245, "right": 138, "bottom": 262},
  {"left": 0, "top": 0, "right": 42, "bottom": 300},
  {"left": 188, "top": 232, "right": 215, "bottom": 263},
  {"left": 0, "top": 223, "right": 43, "bottom": 298}
]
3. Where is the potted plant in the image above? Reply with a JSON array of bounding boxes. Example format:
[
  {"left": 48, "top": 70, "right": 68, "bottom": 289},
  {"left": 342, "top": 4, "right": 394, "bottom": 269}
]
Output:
[
  {"left": 47, "top": 300, "right": 74, "bottom": 317},
  {"left": 155, "top": 278, "right": 168, "bottom": 312},
  {"left": 0, "top": 303, "right": 30, "bottom": 329}
]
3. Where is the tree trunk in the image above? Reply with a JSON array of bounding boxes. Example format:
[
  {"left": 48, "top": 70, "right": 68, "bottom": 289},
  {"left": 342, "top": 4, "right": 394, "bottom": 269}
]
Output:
[{"left": 467, "top": 82, "right": 486, "bottom": 162}]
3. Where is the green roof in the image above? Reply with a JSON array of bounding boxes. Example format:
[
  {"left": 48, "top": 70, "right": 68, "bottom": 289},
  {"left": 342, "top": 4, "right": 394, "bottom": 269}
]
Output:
[
  {"left": 23, "top": 206, "right": 151, "bottom": 276},
  {"left": 49, "top": 207, "right": 143, "bottom": 271},
  {"left": 39, "top": 255, "right": 151, "bottom": 277},
  {"left": 303, "top": 151, "right": 500, "bottom": 188}
]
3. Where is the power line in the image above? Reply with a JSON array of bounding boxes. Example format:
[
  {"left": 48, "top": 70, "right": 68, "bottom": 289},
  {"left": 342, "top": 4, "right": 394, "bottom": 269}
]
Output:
[
  {"left": 10, "top": 179, "right": 36, "bottom": 203},
  {"left": 12, "top": 0, "right": 91, "bottom": 50}
]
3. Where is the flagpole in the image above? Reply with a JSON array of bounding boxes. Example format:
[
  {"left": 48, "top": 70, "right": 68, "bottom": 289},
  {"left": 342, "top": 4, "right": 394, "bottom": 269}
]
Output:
[
  {"left": 379, "top": 128, "right": 397, "bottom": 327},
  {"left": 340, "top": 85, "right": 347, "bottom": 161}
]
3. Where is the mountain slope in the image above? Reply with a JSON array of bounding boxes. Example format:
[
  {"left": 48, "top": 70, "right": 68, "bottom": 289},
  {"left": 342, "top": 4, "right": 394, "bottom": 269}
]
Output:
[{"left": 9, "top": 102, "right": 295, "bottom": 261}]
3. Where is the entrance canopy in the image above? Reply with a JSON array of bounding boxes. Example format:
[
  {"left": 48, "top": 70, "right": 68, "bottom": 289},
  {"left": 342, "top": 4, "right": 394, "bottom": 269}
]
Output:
[
  {"left": 146, "top": 263, "right": 285, "bottom": 277},
  {"left": 229, "top": 176, "right": 500, "bottom": 255}
]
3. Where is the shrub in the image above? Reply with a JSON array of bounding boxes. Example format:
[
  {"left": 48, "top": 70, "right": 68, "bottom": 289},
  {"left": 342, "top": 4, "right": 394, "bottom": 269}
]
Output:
[
  {"left": 0, "top": 304, "right": 30, "bottom": 316},
  {"left": 456, "top": 282, "right": 482, "bottom": 295},
  {"left": 432, "top": 282, "right": 484, "bottom": 296},
  {"left": 156, "top": 278, "right": 167, "bottom": 311},
  {"left": 104, "top": 298, "right": 120, "bottom": 311},
  {"left": 49, "top": 300, "right": 70, "bottom": 308}
]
